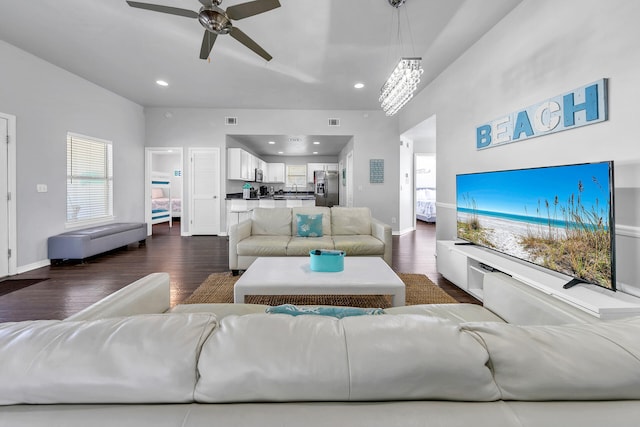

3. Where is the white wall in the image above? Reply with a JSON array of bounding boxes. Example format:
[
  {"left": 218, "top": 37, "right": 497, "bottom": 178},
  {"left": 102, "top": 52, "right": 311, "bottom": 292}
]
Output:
[
  {"left": 400, "top": 0, "right": 640, "bottom": 291},
  {"left": 0, "top": 41, "right": 145, "bottom": 270},
  {"left": 144, "top": 108, "right": 401, "bottom": 233}
]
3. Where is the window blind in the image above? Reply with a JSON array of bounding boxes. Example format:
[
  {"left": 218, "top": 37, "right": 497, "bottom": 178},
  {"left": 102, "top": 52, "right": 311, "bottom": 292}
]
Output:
[
  {"left": 66, "top": 133, "right": 113, "bottom": 225},
  {"left": 286, "top": 164, "right": 307, "bottom": 188}
]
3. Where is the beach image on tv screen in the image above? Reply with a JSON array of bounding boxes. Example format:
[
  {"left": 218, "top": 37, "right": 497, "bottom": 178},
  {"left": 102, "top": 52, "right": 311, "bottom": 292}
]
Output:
[{"left": 456, "top": 162, "right": 613, "bottom": 289}]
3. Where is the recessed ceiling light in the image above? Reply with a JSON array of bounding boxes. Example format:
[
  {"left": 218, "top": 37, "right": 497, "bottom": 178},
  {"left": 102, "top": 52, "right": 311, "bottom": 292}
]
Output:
[
  {"left": 313, "top": 151, "right": 318, "bottom": 155},
  {"left": 313, "top": 141, "right": 320, "bottom": 145},
  {"left": 277, "top": 151, "right": 284, "bottom": 154},
  {"left": 354, "top": 82, "right": 365, "bottom": 89},
  {"left": 268, "top": 141, "right": 276, "bottom": 145},
  {"left": 156, "top": 80, "right": 169, "bottom": 87}
]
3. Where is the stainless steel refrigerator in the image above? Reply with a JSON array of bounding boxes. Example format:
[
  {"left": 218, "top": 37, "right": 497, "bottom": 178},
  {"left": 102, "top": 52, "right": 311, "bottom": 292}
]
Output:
[{"left": 314, "top": 170, "right": 339, "bottom": 207}]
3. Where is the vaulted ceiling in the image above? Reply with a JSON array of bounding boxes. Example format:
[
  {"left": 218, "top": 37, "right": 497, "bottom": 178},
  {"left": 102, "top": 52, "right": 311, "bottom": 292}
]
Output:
[{"left": 0, "top": 0, "right": 522, "bottom": 111}]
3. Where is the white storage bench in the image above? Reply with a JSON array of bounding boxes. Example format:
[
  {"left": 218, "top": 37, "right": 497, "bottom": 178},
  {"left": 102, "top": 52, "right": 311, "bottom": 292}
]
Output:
[{"left": 48, "top": 222, "right": 147, "bottom": 264}]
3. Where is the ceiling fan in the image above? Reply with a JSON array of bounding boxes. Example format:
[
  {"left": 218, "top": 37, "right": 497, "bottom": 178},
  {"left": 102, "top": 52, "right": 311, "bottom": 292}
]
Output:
[{"left": 126, "top": 0, "right": 281, "bottom": 61}]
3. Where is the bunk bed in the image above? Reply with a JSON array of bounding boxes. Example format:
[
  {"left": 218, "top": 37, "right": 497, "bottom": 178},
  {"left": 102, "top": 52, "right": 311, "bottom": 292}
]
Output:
[
  {"left": 151, "top": 173, "right": 172, "bottom": 227},
  {"left": 416, "top": 187, "right": 436, "bottom": 223}
]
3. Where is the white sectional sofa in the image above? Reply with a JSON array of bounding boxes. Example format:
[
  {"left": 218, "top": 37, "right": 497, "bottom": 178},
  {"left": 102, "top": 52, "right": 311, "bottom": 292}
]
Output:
[
  {"left": 2, "top": 272, "right": 640, "bottom": 426},
  {"left": 228, "top": 206, "right": 392, "bottom": 274}
]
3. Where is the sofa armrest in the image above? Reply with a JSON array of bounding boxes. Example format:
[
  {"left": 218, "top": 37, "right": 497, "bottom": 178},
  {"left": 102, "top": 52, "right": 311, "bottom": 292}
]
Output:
[
  {"left": 64, "top": 272, "right": 171, "bottom": 321},
  {"left": 371, "top": 218, "right": 392, "bottom": 266},
  {"left": 228, "top": 219, "right": 252, "bottom": 270}
]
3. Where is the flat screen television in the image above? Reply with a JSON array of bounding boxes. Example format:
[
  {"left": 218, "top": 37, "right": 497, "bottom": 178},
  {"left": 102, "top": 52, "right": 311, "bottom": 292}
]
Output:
[{"left": 456, "top": 161, "right": 615, "bottom": 291}]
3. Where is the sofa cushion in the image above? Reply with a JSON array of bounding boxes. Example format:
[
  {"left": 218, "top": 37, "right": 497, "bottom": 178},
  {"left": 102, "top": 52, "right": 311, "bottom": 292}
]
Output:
[
  {"left": 237, "top": 235, "right": 290, "bottom": 256},
  {"left": 332, "top": 235, "right": 384, "bottom": 256},
  {"left": 385, "top": 303, "right": 506, "bottom": 324},
  {"left": 251, "top": 208, "right": 292, "bottom": 236},
  {"left": 286, "top": 236, "right": 335, "bottom": 255},
  {"left": 0, "top": 313, "right": 217, "bottom": 405},
  {"left": 292, "top": 207, "right": 332, "bottom": 236},
  {"left": 462, "top": 318, "right": 640, "bottom": 400},
  {"left": 331, "top": 207, "right": 372, "bottom": 235},
  {"left": 194, "top": 314, "right": 500, "bottom": 403},
  {"left": 195, "top": 314, "right": 350, "bottom": 402},
  {"left": 170, "top": 303, "right": 269, "bottom": 320},
  {"left": 343, "top": 315, "right": 500, "bottom": 402}
]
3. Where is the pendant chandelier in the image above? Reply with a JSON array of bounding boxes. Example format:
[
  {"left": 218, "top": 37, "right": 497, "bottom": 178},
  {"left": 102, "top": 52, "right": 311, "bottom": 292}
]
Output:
[{"left": 379, "top": 0, "right": 423, "bottom": 116}]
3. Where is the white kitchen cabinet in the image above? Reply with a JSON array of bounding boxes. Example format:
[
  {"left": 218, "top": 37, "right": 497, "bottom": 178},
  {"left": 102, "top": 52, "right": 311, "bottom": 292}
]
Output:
[
  {"left": 244, "top": 151, "right": 255, "bottom": 181},
  {"left": 307, "top": 163, "right": 339, "bottom": 183},
  {"left": 227, "top": 148, "right": 258, "bottom": 181},
  {"left": 265, "top": 162, "right": 285, "bottom": 183},
  {"left": 227, "top": 148, "right": 244, "bottom": 180},
  {"left": 306, "top": 163, "right": 323, "bottom": 183}
]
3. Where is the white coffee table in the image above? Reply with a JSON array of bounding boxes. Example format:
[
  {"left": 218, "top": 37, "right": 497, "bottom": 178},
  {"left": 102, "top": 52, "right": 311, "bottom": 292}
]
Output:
[{"left": 234, "top": 257, "right": 406, "bottom": 306}]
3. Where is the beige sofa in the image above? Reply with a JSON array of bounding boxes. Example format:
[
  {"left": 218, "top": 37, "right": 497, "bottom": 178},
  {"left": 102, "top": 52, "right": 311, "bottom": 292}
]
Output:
[
  {"left": 228, "top": 206, "right": 392, "bottom": 274},
  {"left": 2, "top": 272, "right": 640, "bottom": 426}
]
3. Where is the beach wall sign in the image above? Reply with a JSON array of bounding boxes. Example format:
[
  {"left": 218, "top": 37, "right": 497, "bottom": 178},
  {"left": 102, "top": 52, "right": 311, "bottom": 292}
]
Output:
[{"left": 476, "top": 79, "right": 608, "bottom": 150}]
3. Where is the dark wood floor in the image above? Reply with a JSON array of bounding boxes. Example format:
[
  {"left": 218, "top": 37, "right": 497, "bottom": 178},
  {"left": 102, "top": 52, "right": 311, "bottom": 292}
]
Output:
[{"left": 0, "top": 220, "right": 479, "bottom": 322}]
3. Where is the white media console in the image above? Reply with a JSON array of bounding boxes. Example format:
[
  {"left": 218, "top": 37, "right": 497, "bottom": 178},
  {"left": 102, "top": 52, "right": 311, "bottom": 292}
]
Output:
[{"left": 436, "top": 240, "right": 640, "bottom": 320}]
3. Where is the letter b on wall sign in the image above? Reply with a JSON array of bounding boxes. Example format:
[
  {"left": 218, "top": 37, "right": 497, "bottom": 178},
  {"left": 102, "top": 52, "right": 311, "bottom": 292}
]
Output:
[{"left": 476, "top": 125, "right": 492, "bottom": 148}]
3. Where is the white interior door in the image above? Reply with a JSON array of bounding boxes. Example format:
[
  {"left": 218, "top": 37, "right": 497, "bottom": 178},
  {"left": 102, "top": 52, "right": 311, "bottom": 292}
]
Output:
[
  {"left": 189, "top": 147, "right": 220, "bottom": 235},
  {"left": 0, "top": 117, "right": 8, "bottom": 277}
]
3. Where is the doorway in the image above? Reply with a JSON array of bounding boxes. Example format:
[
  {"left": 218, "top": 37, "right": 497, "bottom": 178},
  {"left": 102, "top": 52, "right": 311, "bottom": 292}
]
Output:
[
  {"left": 400, "top": 114, "right": 436, "bottom": 230},
  {"left": 145, "top": 147, "right": 184, "bottom": 236},
  {"left": 415, "top": 153, "right": 436, "bottom": 223},
  {"left": 0, "top": 112, "right": 17, "bottom": 277}
]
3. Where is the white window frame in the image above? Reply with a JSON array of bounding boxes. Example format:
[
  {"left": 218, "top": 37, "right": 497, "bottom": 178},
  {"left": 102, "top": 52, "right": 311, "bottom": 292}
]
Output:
[
  {"left": 285, "top": 164, "right": 307, "bottom": 189},
  {"left": 66, "top": 132, "right": 114, "bottom": 228}
]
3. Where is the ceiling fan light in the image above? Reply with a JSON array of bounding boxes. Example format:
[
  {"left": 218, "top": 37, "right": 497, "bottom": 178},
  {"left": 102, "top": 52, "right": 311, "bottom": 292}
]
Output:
[{"left": 198, "top": 8, "right": 231, "bottom": 34}]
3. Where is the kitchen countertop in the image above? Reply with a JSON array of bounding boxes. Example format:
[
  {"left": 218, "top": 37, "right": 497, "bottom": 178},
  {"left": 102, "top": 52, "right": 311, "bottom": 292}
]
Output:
[{"left": 226, "top": 193, "right": 315, "bottom": 200}]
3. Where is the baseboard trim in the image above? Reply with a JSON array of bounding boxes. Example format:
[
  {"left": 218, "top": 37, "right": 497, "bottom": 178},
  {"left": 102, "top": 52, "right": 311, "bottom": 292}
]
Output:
[
  {"left": 17, "top": 259, "right": 50, "bottom": 274},
  {"left": 397, "top": 227, "right": 414, "bottom": 235}
]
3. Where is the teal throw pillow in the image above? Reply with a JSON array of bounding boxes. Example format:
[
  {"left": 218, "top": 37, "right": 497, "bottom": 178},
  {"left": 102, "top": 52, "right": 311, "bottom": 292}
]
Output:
[
  {"left": 296, "top": 213, "right": 323, "bottom": 237},
  {"left": 266, "top": 304, "right": 384, "bottom": 319}
]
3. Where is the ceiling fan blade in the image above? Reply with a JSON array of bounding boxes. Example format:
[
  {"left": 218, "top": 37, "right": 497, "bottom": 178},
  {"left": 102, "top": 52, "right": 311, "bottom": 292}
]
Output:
[
  {"left": 126, "top": 1, "right": 198, "bottom": 19},
  {"left": 229, "top": 26, "right": 272, "bottom": 61},
  {"left": 226, "top": 0, "right": 281, "bottom": 20},
  {"left": 199, "top": 30, "right": 218, "bottom": 60}
]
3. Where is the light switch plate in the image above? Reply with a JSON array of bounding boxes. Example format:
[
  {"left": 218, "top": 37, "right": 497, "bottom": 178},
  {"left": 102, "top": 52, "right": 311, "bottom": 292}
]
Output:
[{"left": 37, "top": 184, "right": 48, "bottom": 193}]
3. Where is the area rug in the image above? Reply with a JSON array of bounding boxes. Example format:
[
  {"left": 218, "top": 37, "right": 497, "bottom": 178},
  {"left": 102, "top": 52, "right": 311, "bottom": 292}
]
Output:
[
  {"left": 184, "top": 272, "right": 457, "bottom": 308},
  {"left": 0, "top": 278, "right": 48, "bottom": 297}
]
